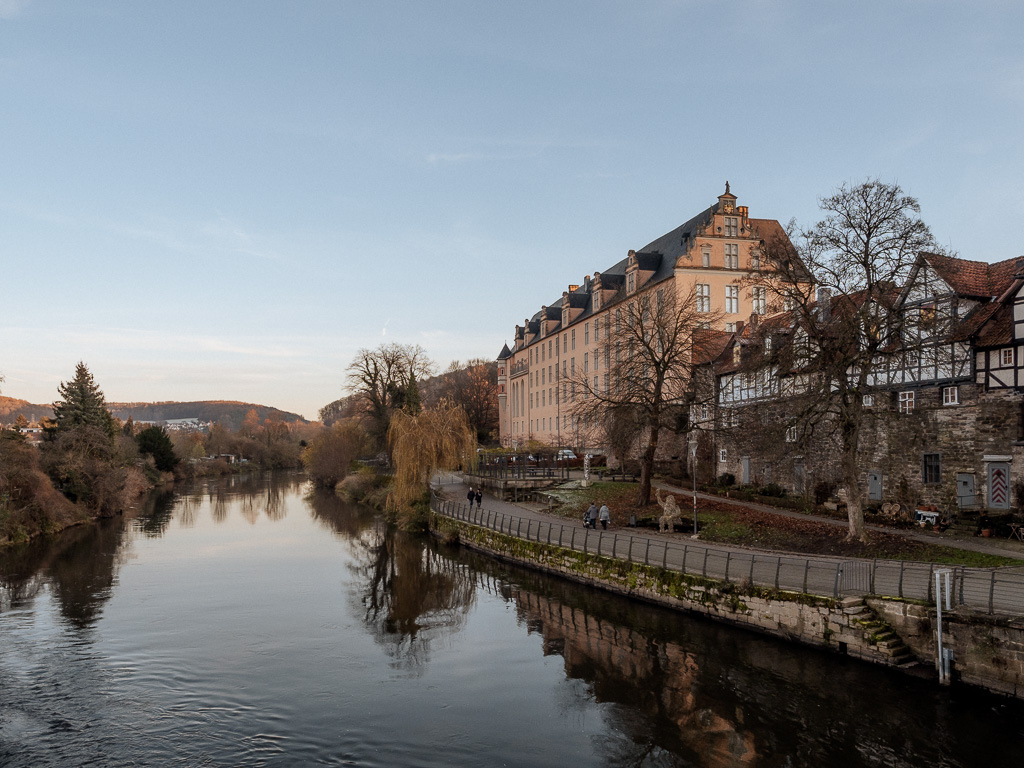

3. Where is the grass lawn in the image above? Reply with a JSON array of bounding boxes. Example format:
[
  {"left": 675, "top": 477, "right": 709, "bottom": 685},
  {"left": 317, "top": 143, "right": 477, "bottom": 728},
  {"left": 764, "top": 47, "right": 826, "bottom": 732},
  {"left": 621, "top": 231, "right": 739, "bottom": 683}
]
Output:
[{"left": 546, "top": 481, "right": 1023, "bottom": 568}]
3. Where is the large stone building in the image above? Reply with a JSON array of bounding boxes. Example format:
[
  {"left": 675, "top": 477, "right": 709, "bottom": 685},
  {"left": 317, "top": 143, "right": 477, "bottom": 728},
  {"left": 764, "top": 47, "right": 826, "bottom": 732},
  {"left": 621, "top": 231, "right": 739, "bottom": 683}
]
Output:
[{"left": 496, "top": 184, "right": 792, "bottom": 452}]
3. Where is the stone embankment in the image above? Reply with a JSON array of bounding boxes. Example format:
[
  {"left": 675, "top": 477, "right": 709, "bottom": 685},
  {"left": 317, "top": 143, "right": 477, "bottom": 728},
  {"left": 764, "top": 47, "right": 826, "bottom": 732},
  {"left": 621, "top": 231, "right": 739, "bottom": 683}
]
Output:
[{"left": 431, "top": 480, "right": 1024, "bottom": 699}]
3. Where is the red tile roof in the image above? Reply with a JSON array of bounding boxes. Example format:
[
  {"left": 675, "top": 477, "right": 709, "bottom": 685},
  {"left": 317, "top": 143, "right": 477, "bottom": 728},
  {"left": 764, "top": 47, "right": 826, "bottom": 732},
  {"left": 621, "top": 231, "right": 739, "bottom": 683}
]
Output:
[{"left": 922, "top": 252, "right": 1022, "bottom": 298}]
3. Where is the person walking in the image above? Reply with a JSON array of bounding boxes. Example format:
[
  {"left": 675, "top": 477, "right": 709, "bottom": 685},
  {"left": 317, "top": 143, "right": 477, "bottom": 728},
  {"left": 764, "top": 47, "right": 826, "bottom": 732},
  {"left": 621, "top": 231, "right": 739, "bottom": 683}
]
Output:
[
  {"left": 467, "top": 487, "right": 476, "bottom": 509},
  {"left": 586, "top": 502, "right": 598, "bottom": 529},
  {"left": 599, "top": 503, "right": 611, "bottom": 530},
  {"left": 475, "top": 489, "right": 482, "bottom": 509}
]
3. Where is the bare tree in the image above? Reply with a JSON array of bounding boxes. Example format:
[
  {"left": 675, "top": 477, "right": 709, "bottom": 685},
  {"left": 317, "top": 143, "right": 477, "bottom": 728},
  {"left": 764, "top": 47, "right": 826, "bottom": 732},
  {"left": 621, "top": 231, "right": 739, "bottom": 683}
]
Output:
[
  {"left": 427, "top": 359, "right": 498, "bottom": 443},
  {"left": 346, "top": 343, "right": 434, "bottom": 451},
  {"left": 569, "top": 283, "right": 721, "bottom": 506},
  {"left": 757, "top": 179, "right": 937, "bottom": 541}
]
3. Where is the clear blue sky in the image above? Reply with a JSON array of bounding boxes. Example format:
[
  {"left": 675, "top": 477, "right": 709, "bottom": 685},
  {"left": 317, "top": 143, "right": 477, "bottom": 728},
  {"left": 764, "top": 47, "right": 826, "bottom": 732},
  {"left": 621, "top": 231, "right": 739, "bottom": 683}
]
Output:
[{"left": 2, "top": 1, "right": 1022, "bottom": 419}]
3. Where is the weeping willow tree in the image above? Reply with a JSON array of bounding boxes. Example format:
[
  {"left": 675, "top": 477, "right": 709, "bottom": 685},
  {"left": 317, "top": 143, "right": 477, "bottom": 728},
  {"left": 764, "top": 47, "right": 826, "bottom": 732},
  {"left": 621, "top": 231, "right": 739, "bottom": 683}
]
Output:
[{"left": 387, "top": 400, "right": 476, "bottom": 516}]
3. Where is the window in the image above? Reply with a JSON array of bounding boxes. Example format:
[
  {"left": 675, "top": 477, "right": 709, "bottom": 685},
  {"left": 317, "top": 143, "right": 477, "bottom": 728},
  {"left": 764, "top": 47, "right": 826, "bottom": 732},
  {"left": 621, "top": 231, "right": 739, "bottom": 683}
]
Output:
[
  {"left": 1001, "top": 348, "right": 1014, "bottom": 366},
  {"left": 604, "top": 347, "right": 610, "bottom": 369},
  {"left": 899, "top": 390, "right": 915, "bottom": 413},
  {"left": 593, "top": 375, "right": 598, "bottom": 392},
  {"left": 583, "top": 352, "right": 589, "bottom": 373},
  {"left": 725, "top": 285, "right": 739, "bottom": 314},
  {"left": 571, "top": 329, "right": 576, "bottom": 350},
  {"left": 725, "top": 243, "right": 739, "bottom": 269},
  {"left": 764, "top": 335, "right": 772, "bottom": 353},
  {"left": 943, "top": 386, "right": 959, "bottom": 405},
  {"left": 700, "top": 404, "right": 709, "bottom": 420},
  {"left": 570, "top": 358, "right": 575, "bottom": 375},
  {"left": 919, "top": 302, "right": 936, "bottom": 332},
  {"left": 627, "top": 272, "right": 635, "bottom": 293},
  {"left": 863, "top": 394, "right": 875, "bottom": 407},
  {"left": 548, "top": 340, "right": 552, "bottom": 358},
  {"left": 593, "top": 292, "right": 601, "bottom": 312},
  {"left": 562, "top": 360, "right": 566, "bottom": 376},
  {"left": 786, "top": 426, "right": 797, "bottom": 443},
  {"left": 725, "top": 322, "right": 736, "bottom": 332},
  {"left": 563, "top": 334, "right": 567, "bottom": 353},
  {"left": 603, "top": 373, "right": 609, "bottom": 392},
  {"left": 923, "top": 453, "right": 941, "bottom": 484},
  {"left": 696, "top": 284, "right": 710, "bottom": 312},
  {"left": 584, "top": 322, "right": 590, "bottom": 345},
  {"left": 702, "top": 248, "right": 711, "bottom": 267},
  {"left": 783, "top": 296, "right": 796, "bottom": 311},
  {"left": 724, "top": 217, "right": 738, "bottom": 237},
  {"left": 752, "top": 286, "right": 766, "bottom": 315},
  {"left": 594, "top": 317, "right": 600, "bottom": 340},
  {"left": 541, "top": 368, "right": 545, "bottom": 385},
  {"left": 719, "top": 449, "right": 727, "bottom": 462},
  {"left": 540, "top": 345, "right": 544, "bottom": 362},
  {"left": 750, "top": 248, "right": 761, "bottom": 270},
  {"left": 593, "top": 348, "right": 599, "bottom": 370}
]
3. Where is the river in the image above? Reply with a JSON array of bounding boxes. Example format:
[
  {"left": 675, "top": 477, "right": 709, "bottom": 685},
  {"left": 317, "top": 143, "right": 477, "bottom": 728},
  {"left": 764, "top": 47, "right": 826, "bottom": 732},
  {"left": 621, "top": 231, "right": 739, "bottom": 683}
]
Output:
[{"left": 1, "top": 472, "right": 1022, "bottom": 767}]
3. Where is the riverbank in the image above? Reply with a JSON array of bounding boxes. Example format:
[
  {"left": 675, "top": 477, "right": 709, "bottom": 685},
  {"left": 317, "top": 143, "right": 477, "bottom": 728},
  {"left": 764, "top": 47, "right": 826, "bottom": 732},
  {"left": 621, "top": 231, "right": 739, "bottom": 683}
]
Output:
[{"left": 431, "top": 477, "right": 1024, "bottom": 700}]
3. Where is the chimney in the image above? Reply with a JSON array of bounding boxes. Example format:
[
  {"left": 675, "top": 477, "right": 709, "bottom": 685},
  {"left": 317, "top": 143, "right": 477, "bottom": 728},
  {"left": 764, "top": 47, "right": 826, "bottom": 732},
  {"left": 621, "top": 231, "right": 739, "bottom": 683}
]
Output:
[
  {"left": 737, "top": 205, "right": 749, "bottom": 219},
  {"left": 568, "top": 284, "right": 579, "bottom": 293},
  {"left": 748, "top": 313, "right": 759, "bottom": 330},
  {"left": 735, "top": 320, "right": 745, "bottom": 335}
]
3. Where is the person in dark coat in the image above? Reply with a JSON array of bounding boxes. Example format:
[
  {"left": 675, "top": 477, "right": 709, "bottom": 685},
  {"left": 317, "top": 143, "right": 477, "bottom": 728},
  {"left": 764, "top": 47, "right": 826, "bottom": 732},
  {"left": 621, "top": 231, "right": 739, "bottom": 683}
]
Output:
[
  {"left": 467, "top": 488, "right": 475, "bottom": 509},
  {"left": 475, "top": 489, "right": 482, "bottom": 509},
  {"left": 586, "top": 502, "right": 598, "bottom": 529}
]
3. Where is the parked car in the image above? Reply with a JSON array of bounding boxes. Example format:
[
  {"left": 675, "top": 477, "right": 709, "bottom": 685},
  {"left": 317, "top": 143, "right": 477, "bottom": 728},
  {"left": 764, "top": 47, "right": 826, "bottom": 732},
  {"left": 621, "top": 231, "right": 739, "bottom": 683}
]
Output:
[{"left": 555, "top": 449, "right": 577, "bottom": 461}]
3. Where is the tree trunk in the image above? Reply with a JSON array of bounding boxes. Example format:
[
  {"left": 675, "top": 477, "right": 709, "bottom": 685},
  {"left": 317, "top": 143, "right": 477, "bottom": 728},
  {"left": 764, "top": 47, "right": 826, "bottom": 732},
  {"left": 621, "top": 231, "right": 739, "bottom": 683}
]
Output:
[
  {"left": 841, "top": 420, "right": 868, "bottom": 542},
  {"left": 637, "top": 422, "right": 659, "bottom": 507}
]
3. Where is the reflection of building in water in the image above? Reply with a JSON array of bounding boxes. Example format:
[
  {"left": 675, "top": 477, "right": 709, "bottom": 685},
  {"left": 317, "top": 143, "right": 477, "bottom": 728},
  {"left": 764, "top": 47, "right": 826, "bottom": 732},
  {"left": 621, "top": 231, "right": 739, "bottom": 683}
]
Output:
[{"left": 512, "top": 589, "right": 756, "bottom": 766}]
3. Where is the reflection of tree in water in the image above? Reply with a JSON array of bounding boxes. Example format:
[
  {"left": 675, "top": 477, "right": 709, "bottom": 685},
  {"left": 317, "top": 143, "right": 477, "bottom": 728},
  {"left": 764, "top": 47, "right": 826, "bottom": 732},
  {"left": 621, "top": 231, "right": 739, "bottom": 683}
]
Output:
[
  {"left": 0, "top": 515, "right": 129, "bottom": 630},
  {"left": 304, "top": 485, "right": 477, "bottom": 669},
  {"left": 133, "top": 489, "right": 178, "bottom": 537},
  {"left": 305, "top": 486, "right": 376, "bottom": 541},
  {"left": 351, "top": 525, "right": 476, "bottom": 670}
]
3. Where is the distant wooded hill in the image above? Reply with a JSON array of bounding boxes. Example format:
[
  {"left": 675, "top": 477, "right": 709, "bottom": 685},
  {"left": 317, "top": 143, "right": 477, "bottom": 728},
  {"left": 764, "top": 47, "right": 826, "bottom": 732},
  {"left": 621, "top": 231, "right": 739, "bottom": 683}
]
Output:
[
  {"left": 0, "top": 396, "right": 307, "bottom": 430},
  {"left": 0, "top": 396, "right": 53, "bottom": 424}
]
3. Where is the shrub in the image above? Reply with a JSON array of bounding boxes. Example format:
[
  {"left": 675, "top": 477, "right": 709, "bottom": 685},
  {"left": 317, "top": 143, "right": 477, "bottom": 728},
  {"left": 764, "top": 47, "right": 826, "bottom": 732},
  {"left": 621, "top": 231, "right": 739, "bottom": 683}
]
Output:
[
  {"left": 717, "top": 473, "right": 736, "bottom": 487},
  {"left": 759, "top": 483, "right": 787, "bottom": 498}
]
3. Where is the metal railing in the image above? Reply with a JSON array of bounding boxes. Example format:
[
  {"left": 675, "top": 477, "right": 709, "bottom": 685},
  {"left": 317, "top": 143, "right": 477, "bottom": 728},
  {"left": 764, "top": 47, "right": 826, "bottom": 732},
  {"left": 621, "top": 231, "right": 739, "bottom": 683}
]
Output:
[{"left": 431, "top": 494, "right": 1024, "bottom": 616}]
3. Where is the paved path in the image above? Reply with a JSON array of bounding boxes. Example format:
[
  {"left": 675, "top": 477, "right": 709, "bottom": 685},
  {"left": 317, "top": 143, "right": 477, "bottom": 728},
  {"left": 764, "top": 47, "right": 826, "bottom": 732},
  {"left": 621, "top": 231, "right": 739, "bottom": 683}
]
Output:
[{"left": 434, "top": 473, "right": 1024, "bottom": 615}]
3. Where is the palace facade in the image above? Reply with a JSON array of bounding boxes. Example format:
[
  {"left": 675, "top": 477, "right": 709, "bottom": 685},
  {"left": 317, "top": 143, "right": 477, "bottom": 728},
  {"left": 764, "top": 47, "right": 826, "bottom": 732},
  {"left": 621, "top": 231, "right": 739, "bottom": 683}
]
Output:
[{"left": 495, "top": 184, "right": 792, "bottom": 451}]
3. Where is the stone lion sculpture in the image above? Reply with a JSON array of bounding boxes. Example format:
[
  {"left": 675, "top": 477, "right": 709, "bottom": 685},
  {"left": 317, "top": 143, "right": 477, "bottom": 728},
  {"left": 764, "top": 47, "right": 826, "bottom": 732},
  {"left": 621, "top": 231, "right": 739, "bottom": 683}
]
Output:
[{"left": 655, "top": 489, "right": 682, "bottom": 533}]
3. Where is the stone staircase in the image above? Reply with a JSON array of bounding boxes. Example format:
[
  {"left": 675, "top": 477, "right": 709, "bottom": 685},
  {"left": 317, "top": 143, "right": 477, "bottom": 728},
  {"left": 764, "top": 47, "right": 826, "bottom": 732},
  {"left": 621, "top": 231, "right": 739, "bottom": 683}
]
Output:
[{"left": 840, "top": 596, "right": 918, "bottom": 668}]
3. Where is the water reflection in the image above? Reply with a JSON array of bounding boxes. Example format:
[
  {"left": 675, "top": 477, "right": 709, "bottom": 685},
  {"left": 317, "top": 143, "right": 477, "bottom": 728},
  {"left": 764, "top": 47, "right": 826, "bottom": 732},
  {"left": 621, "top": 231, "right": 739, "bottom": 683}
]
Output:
[
  {"left": 453, "top": 549, "right": 1024, "bottom": 768},
  {"left": 306, "top": 488, "right": 477, "bottom": 669}
]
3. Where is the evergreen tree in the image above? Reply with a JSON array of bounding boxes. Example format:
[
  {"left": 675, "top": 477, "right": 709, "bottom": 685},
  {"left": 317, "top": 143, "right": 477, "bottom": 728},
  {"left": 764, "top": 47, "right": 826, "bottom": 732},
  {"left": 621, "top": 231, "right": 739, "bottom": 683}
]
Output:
[
  {"left": 52, "top": 362, "right": 114, "bottom": 436},
  {"left": 136, "top": 425, "right": 179, "bottom": 472},
  {"left": 404, "top": 373, "right": 422, "bottom": 415}
]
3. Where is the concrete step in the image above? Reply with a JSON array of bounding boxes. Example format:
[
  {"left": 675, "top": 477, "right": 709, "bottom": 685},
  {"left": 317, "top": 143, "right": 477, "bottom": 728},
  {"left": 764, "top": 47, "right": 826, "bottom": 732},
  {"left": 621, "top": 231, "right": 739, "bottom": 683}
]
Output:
[
  {"left": 840, "top": 596, "right": 864, "bottom": 609},
  {"left": 844, "top": 605, "right": 868, "bottom": 615}
]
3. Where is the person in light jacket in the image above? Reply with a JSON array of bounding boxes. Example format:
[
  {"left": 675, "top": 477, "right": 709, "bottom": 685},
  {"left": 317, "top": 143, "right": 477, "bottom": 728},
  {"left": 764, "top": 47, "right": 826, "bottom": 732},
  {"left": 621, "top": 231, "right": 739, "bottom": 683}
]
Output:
[{"left": 599, "top": 504, "right": 611, "bottom": 530}]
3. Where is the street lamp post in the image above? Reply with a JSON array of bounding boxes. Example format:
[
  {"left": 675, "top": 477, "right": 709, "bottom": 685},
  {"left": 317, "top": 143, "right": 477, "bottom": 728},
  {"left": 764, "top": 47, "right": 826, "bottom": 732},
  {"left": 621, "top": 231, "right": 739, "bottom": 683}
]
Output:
[{"left": 689, "top": 438, "right": 699, "bottom": 538}]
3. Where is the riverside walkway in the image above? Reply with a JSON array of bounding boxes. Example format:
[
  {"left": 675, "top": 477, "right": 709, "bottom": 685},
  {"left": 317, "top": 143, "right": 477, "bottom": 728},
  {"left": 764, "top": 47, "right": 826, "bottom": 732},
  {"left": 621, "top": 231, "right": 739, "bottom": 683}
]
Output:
[{"left": 433, "top": 474, "right": 1024, "bottom": 617}]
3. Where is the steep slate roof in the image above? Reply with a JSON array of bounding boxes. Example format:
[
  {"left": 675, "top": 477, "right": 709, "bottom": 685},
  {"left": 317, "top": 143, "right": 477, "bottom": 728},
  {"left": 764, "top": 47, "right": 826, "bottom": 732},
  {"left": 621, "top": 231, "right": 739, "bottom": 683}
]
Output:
[
  {"left": 497, "top": 343, "right": 512, "bottom": 360},
  {"left": 638, "top": 205, "right": 715, "bottom": 264}
]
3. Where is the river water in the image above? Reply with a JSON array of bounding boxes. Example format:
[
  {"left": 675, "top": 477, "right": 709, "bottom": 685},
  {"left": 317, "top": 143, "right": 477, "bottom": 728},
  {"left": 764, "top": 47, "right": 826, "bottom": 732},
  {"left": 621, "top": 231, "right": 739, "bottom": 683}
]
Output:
[{"left": 1, "top": 472, "right": 1022, "bottom": 767}]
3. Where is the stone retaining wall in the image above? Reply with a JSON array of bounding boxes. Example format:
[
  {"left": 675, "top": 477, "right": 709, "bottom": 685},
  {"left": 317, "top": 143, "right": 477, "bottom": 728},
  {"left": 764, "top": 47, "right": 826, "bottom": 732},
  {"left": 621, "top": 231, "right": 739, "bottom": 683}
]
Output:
[{"left": 437, "top": 514, "right": 1024, "bottom": 699}]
